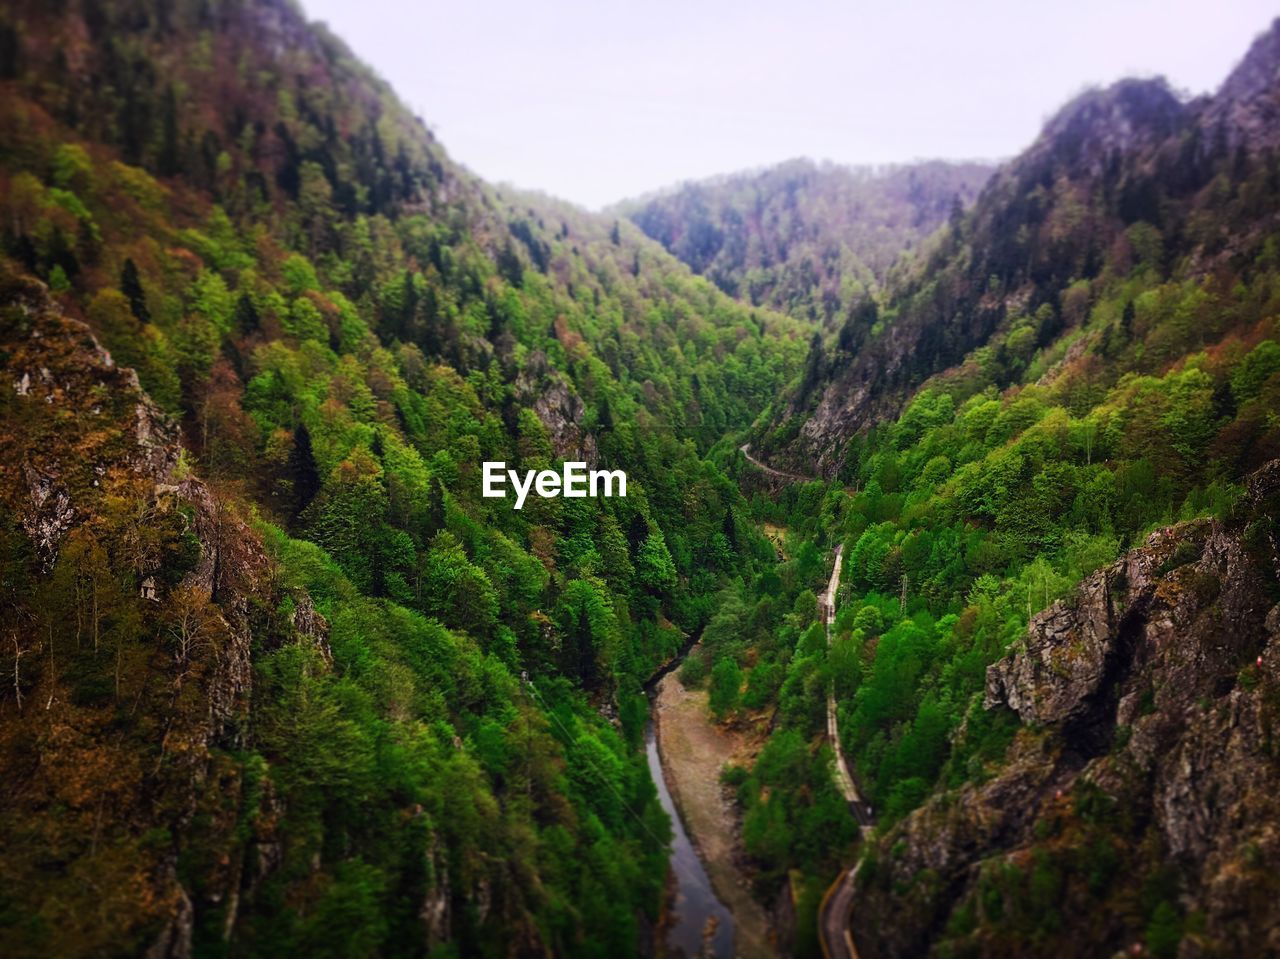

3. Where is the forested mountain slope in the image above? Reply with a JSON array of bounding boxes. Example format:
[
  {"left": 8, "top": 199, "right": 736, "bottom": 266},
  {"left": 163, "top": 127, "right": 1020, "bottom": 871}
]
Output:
[
  {"left": 620, "top": 159, "right": 992, "bottom": 325},
  {"left": 752, "top": 27, "right": 1280, "bottom": 478},
  {"left": 0, "top": 0, "right": 811, "bottom": 956},
  {"left": 4, "top": 1, "right": 1280, "bottom": 957},
  {"left": 684, "top": 18, "right": 1280, "bottom": 958},
  {"left": 853, "top": 463, "right": 1280, "bottom": 958}
]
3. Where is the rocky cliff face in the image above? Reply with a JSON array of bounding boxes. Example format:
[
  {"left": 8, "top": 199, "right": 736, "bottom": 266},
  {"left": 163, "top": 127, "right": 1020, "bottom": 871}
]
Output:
[
  {"left": 1206, "top": 17, "right": 1280, "bottom": 151},
  {"left": 852, "top": 462, "right": 1280, "bottom": 958},
  {"left": 0, "top": 275, "right": 322, "bottom": 957},
  {"left": 515, "top": 351, "right": 599, "bottom": 464}
]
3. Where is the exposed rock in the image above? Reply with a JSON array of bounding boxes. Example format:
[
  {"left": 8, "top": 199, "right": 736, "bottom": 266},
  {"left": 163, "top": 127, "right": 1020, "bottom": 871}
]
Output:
[
  {"left": 143, "top": 883, "right": 193, "bottom": 959},
  {"left": 290, "top": 592, "right": 333, "bottom": 664},
  {"left": 421, "top": 837, "right": 451, "bottom": 951},
  {"left": 1206, "top": 17, "right": 1280, "bottom": 151},
  {"left": 984, "top": 519, "right": 1215, "bottom": 732},
  {"left": 20, "top": 461, "right": 75, "bottom": 567},
  {"left": 0, "top": 275, "right": 302, "bottom": 956},
  {"left": 1022, "top": 78, "right": 1186, "bottom": 181},
  {"left": 515, "top": 351, "right": 598, "bottom": 464},
  {"left": 854, "top": 461, "right": 1280, "bottom": 958}
]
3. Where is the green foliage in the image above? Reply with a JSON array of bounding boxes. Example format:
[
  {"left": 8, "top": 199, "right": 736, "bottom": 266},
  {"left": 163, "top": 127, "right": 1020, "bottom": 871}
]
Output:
[
  {"left": 1145, "top": 902, "right": 1183, "bottom": 959},
  {"left": 708, "top": 655, "right": 743, "bottom": 719},
  {"left": 624, "top": 159, "right": 992, "bottom": 324},
  {"left": 1232, "top": 340, "right": 1280, "bottom": 402},
  {"left": 636, "top": 530, "right": 678, "bottom": 594},
  {"left": 677, "top": 651, "right": 708, "bottom": 688},
  {"left": 738, "top": 730, "right": 858, "bottom": 882},
  {"left": 4, "top": 3, "right": 1280, "bottom": 956},
  {"left": 722, "top": 134, "right": 1280, "bottom": 903},
  {"left": 0, "top": 5, "right": 813, "bottom": 955}
]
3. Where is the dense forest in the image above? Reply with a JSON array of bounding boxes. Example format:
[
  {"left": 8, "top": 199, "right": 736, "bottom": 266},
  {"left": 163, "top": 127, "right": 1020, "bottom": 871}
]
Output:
[
  {"left": 0, "top": 0, "right": 810, "bottom": 955},
  {"left": 620, "top": 159, "right": 991, "bottom": 326},
  {"left": 1, "top": 1, "right": 1279, "bottom": 958},
  {"left": 673, "top": 19, "right": 1280, "bottom": 958}
]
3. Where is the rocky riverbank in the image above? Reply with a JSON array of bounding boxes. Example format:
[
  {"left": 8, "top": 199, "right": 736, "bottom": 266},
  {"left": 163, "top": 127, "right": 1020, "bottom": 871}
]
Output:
[{"left": 653, "top": 670, "right": 775, "bottom": 959}]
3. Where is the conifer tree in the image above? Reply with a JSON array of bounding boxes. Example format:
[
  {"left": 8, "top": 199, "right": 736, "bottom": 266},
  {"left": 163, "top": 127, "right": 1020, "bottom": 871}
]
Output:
[
  {"left": 233, "top": 293, "right": 259, "bottom": 334},
  {"left": 158, "top": 85, "right": 180, "bottom": 177},
  {"left": 286, "top": 424, "right": 320, "bottom": 520},
  {"left": 120, "top": 258, "right": 149, "bottom": 323}
]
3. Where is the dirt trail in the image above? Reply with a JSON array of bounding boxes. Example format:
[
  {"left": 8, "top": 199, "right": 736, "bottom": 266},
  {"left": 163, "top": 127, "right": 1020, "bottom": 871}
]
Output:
[
  {"left": 653, "top": 671, "right": 774, "bottom": 959},
  {"left": 739, "top": 444, "right": 814, "bottom": 483}
]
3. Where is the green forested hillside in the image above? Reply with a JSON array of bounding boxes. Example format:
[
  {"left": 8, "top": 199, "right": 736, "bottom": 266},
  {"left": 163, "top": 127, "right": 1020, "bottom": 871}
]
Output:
[
  {"left": 3, "top": 2, "right": 1280, "bottom": 958},
  {"left": 753, "top": 71, "right": 1280, "bottom": 478},
  {"left": 0, "top": 0, "right": 810, "bottom": 955},
  {"left": 679, "top": 23, "right": 1280, "bottom": 956}
]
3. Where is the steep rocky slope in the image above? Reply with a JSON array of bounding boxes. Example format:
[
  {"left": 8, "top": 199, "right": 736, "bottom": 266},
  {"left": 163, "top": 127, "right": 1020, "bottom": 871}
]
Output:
[
  {"left": 852, "top": 461, "right": 1280, "bottom": 958},
  {"left": 0, "top": 270, "right": 300, "bottom": 957}
]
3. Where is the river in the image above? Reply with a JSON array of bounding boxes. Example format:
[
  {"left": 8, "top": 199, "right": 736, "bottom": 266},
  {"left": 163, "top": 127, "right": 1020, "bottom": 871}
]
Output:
[{"left": 646, "top": 718, "right": 735, "bottom": 958}]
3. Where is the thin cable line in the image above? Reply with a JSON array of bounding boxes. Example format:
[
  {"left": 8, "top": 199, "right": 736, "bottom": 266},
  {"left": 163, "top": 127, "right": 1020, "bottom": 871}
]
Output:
[{"left": 523, "top": 679, "right": 669, "bottom": 848}]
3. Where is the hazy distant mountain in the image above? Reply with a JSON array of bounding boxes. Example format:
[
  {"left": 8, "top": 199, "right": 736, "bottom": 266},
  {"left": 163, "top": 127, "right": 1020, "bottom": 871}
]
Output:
[{"left": 619, "top": 158, "right": 993, "bottom": 324}]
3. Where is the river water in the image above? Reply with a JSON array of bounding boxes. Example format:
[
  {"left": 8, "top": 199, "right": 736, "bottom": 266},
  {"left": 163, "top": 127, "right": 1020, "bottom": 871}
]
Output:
[{"left": 645, "top": 719, "right": 735, "bottom": 958}]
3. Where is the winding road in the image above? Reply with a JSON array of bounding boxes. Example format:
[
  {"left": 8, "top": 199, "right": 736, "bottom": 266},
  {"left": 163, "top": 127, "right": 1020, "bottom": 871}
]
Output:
[
  {"left": 817, "top": 544, "right": 874, "bottom": 959},
  {"left": 734, "top": 457, "right": 874, "bottom": 958},
  {"left": 738, "top": 444, "right": 814, "bottom": 484},
  {"left": 820, "top": 862, "right": 863, "bottom": 959},
  {"left": 818, "top": 546, "right": 875, "bottom": 827}
]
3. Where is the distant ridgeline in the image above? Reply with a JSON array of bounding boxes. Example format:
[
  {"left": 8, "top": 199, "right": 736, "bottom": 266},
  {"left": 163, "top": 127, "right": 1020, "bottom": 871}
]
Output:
[
  {"left": 749, "top": 44, "right": 1280, "bottom": 479},
  {"left": 620, "top": 158, "right": 994, "bottom": 324}
]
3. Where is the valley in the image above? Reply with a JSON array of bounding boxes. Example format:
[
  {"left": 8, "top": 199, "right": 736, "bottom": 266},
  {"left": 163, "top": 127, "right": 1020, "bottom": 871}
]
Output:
[{"left": 1, "top": 2, "right": 1280, "bottom": 958}]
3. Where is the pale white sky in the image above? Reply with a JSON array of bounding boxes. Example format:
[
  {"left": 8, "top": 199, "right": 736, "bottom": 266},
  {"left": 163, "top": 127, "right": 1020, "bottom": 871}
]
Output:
[{"left": 301, "top": 0, "right": 1276, "bottom": 209}]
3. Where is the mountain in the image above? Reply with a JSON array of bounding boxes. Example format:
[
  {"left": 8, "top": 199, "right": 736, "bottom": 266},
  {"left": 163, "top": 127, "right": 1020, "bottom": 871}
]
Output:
[
  {"left": 856, "top": 463, "right": 1280, "bottom": 957},
  {"left": 3, "top": 2, "right": 1280, "bottom": 957},
  {"left": 620, "top": 159, "right": 993, "bottom": 325},
  {"left": 0, "top": 1, "right": 812, "bottom": 955},
  {"left": 752, "top": 35, "right": 1280, "bottom": 478},
  {"left": 697, "top": 17, "right": 1280, "bottom": 958}
]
